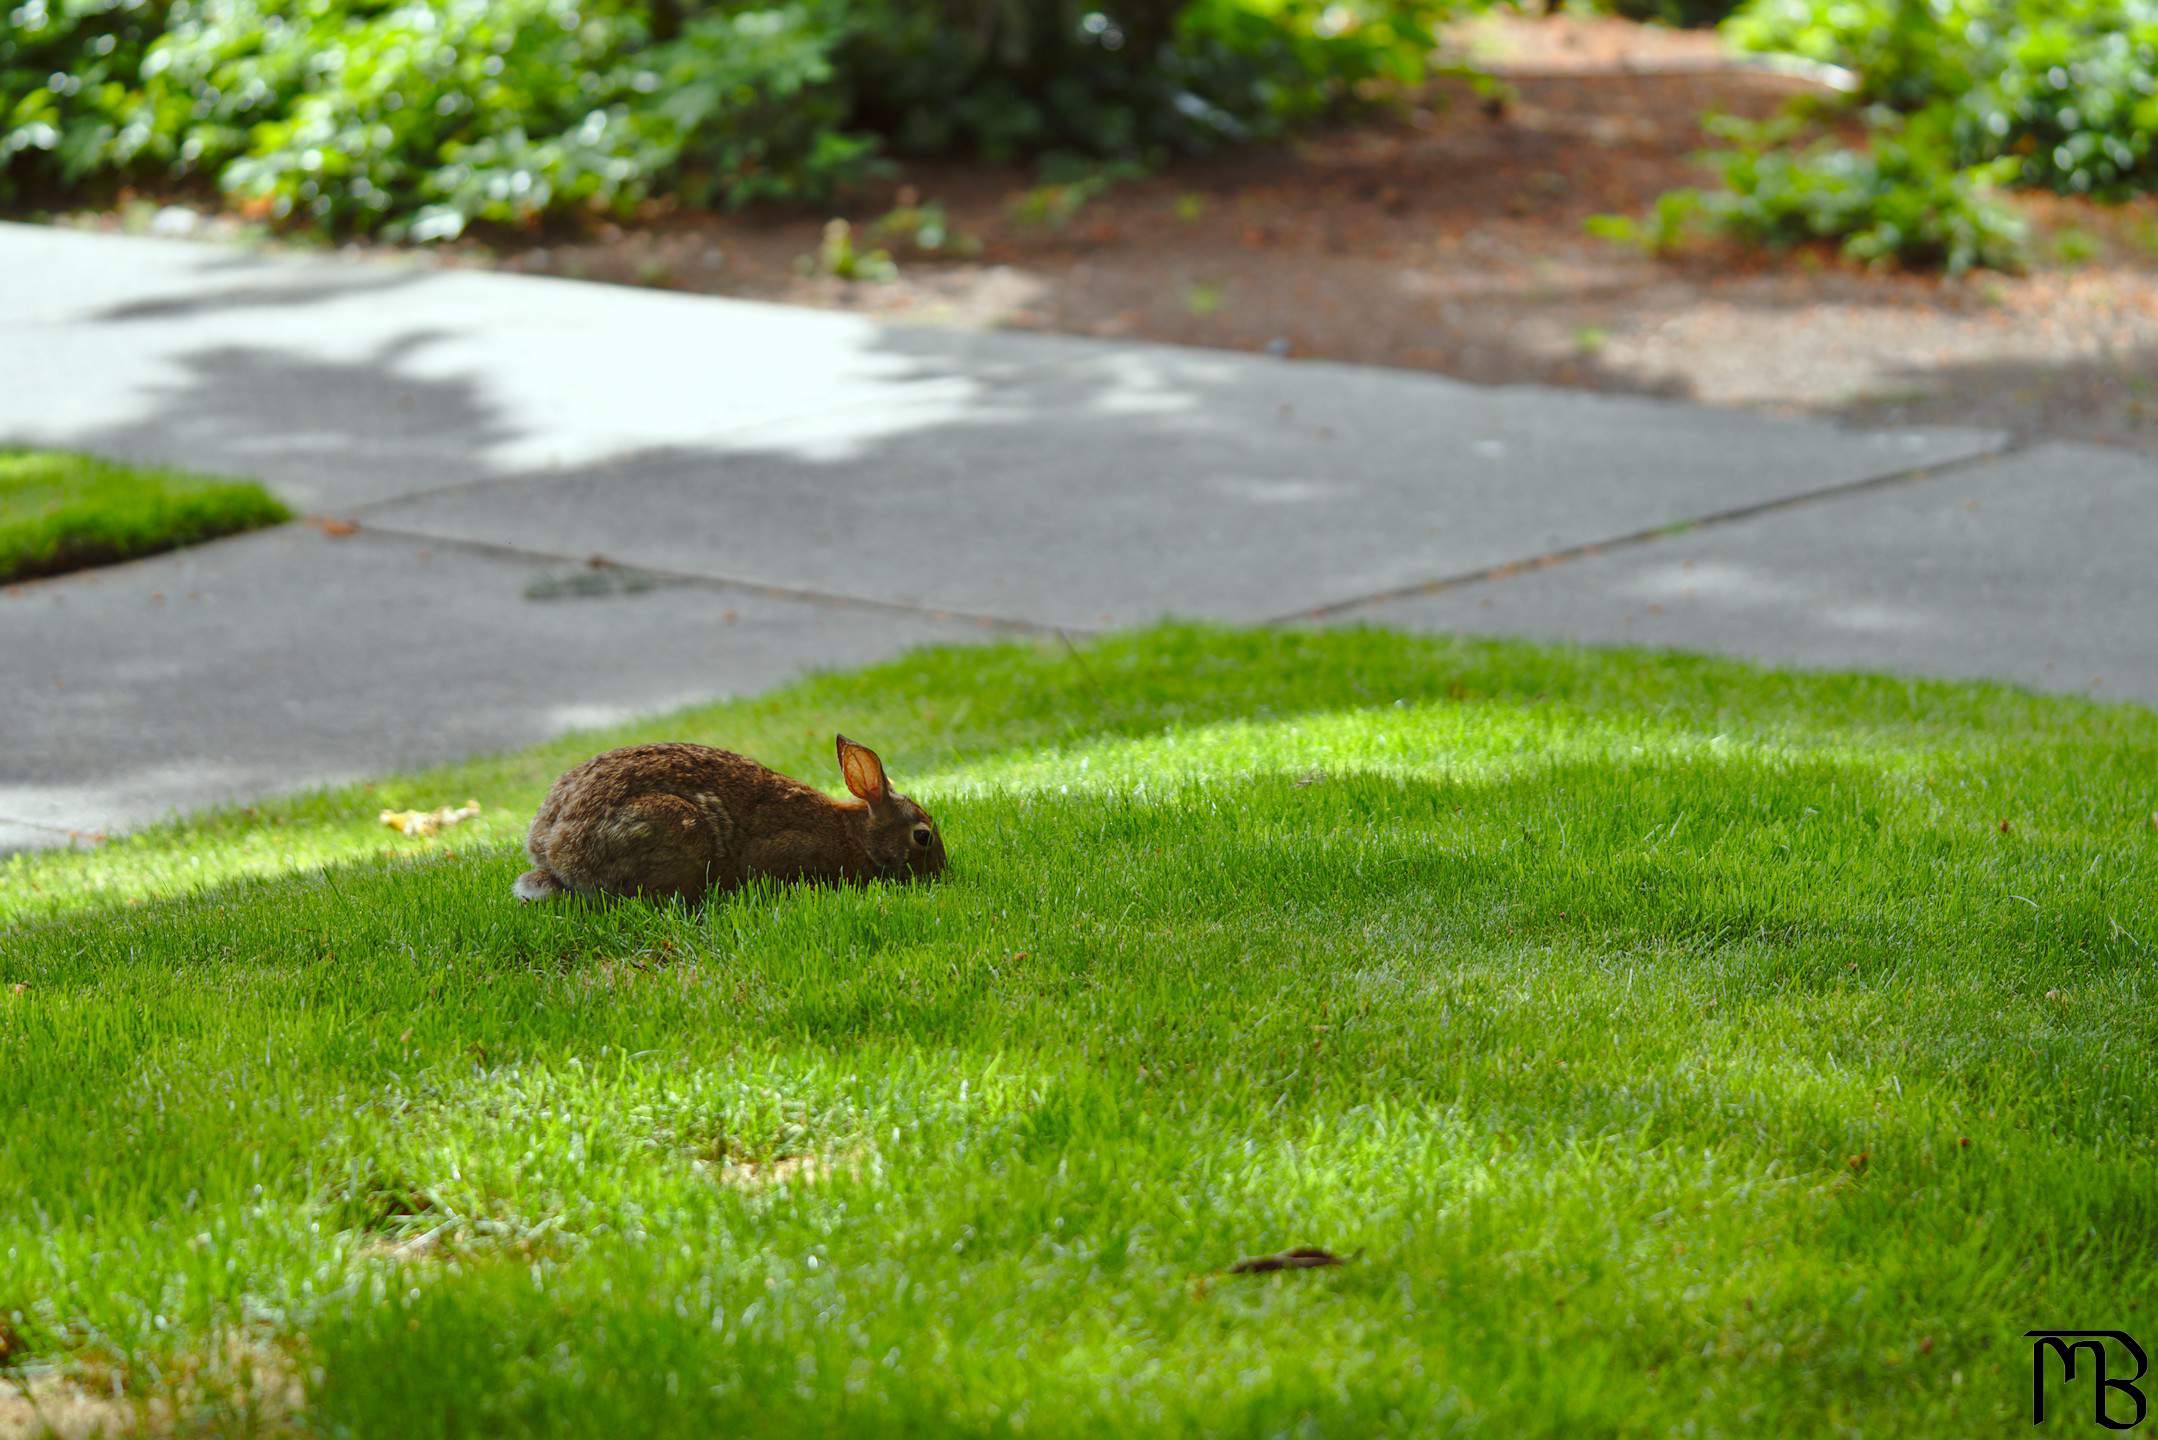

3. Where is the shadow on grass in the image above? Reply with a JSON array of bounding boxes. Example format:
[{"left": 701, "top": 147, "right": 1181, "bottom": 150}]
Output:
[
  {"left": 7, "top": 741, "right": 2154, "bottom": 1431},
  {"left": 12, "top": 725, "right": 2144, "bottom": 991},
  {"left": 7, "top": 609, "right": 2157, "bottom": 1420},
  {"left": 14, "top": 613, "right": 2146, "bottom": 936}
]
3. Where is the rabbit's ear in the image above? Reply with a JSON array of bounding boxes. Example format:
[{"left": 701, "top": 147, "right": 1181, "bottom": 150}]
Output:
[{"left": 836, "top": 735, "right": 891, "bottom": 803}]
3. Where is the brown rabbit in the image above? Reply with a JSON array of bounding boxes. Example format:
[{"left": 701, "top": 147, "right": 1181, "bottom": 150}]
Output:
[{"left": 513, "top": 735, "right": 945, "bottom": 903}]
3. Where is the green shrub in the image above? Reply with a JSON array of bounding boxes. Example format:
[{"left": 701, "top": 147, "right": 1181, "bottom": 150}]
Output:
[
  {"left": 1724, "top": 0, "right": 1981, "bottom": 107},
  {"left": 1958, "top": 1, "right": 2158, "bottom": 196},
  {"left": 1, "top": 0, "right": 166, "bottom": 186},
  {"left": 1699, "top": 111, "right": 2027, "bottom": 272},
  {"left": 836, "top": 0, "right": 1450, "bottom": 162},
  {"left": 1728, "top": 0, "right": 2158, "bottom": 193},
  {"left": 4, "top": 0, "right": 868, "bottom": 238},
  {"left": 1592, "top": 108, "right": 2027, "bottom": 272},
  {"left": 2, "top": 0, "right": 1459, "bottom": 237},
  {"left": 1626, "top": 0, "right": 2158, "bottom": 269}
]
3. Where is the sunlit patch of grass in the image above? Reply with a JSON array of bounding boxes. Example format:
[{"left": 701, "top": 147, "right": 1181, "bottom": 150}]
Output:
[
  {"left": 0, "top": 448, "right": 290, "bottom": 582},
  {"left": 3, "top": 625, "right": 2155, "bottom": 1435}
]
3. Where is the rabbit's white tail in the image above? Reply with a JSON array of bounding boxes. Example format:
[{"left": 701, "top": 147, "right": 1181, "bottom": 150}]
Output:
[{"left": 513, "top": 867, "right": 567, "bottom": 902}]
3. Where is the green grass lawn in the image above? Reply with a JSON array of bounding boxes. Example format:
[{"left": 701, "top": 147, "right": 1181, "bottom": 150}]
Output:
[
  {"left": 0, "top": 449, "right": 290, "bottom": 583},
  {"left": 3, "top": 626, "right": 2154, "bottom": 1437}
]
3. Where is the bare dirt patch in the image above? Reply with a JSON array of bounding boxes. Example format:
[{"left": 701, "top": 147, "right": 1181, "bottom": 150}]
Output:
[
  {"left": 0, "top": 1338, "right": 299, "bottom": 1440},
  {"left": 2, "top": 1373, "right": 147, "bottom": 1440}
]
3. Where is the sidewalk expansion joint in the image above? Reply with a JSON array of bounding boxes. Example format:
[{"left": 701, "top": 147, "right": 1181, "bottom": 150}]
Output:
[
  {"left": 350, "top": 522, "right": 1068, "bottom": 637},
  {"left": 0, "top": 814, "right": 104, "bottom": 841},
  {"left": 1276, "top": 438, "right": 2032, "bottom": 625}
]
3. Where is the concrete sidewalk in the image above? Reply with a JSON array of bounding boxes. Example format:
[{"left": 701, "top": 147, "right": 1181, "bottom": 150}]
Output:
[{"left": 4, "top": 222, "right": 2153, "bottom": 848}]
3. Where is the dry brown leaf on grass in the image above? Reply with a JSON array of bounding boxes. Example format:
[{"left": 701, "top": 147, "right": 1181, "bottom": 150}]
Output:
[{"left": 378, "top": 799, "right": 481, "bottom": 837}]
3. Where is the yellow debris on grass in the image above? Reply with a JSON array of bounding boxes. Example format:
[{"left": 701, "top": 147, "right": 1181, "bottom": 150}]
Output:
[{"left": 378, "top": 799, "right": 482, "bottom": 837}]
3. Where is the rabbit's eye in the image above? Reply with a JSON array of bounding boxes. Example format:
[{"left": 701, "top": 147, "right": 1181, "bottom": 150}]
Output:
[{"left": 911, "top": 825, "right": 933, "bottom": 848}]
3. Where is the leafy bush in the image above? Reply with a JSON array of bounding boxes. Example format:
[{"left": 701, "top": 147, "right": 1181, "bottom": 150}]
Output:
[
  {"left": 1956, "top": 2, "right": 2158, "bottom": 196},
  {"left": 1724, "top": 0, "right": 1981, "bottom": 107},
  {"left": 1728, "top": 0, "right": 2158, "bottom": 193},
  {"left": 4, "top": 0, "right": 865, "bottom": 238},
  {"left": 1592, "top": 107, "right": 2028, "bottom": 272},
  {"left": 1, "top": 0, "right": 163, "bottom": 185},
  {"left": 2, "top": 0, "right": 1459, "bottom": 238},
  {"left": 1599, "top": 0, "right": 2158, "bottom": 270},
  {"left": 843, "top": 0, "right": 1449, "bottom": 160},
  {"left": 1698, "top": 111, "right": 2028, "bottom": 271}
]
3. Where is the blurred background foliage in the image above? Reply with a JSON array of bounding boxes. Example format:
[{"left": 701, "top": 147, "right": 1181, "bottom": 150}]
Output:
[
  {"left": 0, "top": 0, "right": 1453, "bottom": 237},
  {"left": 1701, "top": 0, "right": 2158, "bottom": 270},
  {"left": 3, "top": 0, "right": 2155, "bottom": 268}
]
